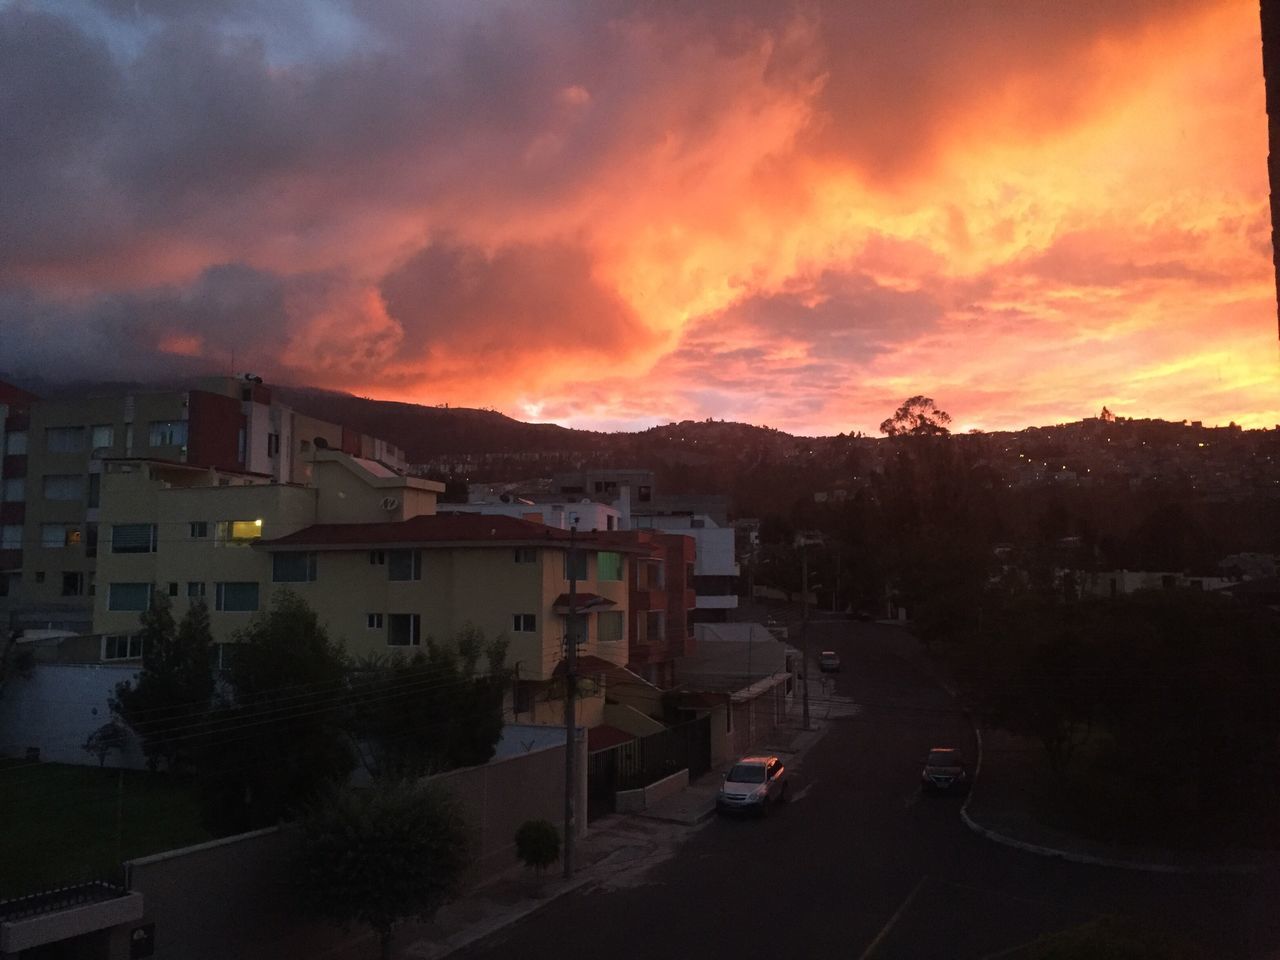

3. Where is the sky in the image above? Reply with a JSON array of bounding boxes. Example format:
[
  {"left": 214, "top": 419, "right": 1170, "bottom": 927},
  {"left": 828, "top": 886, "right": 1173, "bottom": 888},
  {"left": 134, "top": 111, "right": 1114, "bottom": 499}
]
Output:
[{"left": 1, "top": 0, "right": 1278, "bottom": 436}]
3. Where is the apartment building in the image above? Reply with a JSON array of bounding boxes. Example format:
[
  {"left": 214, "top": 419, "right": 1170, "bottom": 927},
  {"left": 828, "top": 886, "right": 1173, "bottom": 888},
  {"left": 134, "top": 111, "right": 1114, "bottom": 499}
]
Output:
[
  {"left": 0, "top": 377, "right": 405, "bottom": 635},
  {"left": 91, "top": 449, "right": 639, "bottom": 727},
  {"left": 0, "top": 382, "right": 37, "bottom": 616}
]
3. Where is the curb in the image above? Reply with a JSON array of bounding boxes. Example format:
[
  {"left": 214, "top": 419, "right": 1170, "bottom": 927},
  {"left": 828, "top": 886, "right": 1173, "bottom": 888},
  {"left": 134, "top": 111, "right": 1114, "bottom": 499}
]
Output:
[
  {"left": 417, "top": 875, "right": 595, "bottom": 960},
  {"left": 959, "top": 712, "right": 1265, "bottom": 876}
]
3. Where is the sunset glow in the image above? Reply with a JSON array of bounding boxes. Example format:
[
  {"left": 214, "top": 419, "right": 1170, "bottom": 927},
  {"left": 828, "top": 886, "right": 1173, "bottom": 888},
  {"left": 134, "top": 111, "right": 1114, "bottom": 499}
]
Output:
[{"left": 1, "top": 0, "right": 1277, "bottom": 434}]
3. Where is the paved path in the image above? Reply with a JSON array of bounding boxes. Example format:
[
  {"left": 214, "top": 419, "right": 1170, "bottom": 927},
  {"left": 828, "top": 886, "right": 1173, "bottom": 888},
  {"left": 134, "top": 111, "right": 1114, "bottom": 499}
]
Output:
[{"left": 442, "top": 621, "right": 1280, "bottom": 960}]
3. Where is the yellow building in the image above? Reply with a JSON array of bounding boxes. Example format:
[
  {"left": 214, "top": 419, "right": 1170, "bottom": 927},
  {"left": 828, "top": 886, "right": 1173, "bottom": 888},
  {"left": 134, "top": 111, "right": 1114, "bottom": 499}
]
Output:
[{"left": 91, "top": 449, "right": 637, "bottom": 727}]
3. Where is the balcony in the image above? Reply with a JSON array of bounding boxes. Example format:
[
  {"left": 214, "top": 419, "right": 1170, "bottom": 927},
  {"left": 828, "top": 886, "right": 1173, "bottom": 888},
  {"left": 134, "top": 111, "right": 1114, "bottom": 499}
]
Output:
[{"left": 0, "top": 880, "right": 143, "bottom": 956}]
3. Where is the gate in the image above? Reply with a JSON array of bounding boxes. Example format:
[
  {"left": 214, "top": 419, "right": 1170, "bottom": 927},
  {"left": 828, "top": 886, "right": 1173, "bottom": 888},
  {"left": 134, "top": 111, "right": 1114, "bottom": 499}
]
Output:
[{"left": 586, "top": 716, "right": 711, "bottom": 822}]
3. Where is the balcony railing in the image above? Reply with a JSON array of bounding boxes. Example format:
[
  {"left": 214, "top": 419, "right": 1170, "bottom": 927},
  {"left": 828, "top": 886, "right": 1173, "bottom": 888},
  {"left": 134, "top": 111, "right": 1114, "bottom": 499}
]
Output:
[{"left": 0, "top": 877, "right": 129, "bottom": 924}]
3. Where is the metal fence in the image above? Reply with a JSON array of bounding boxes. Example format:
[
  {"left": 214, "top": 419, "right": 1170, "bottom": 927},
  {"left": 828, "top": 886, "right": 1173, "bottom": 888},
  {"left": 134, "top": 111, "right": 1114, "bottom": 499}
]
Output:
[
  {"left": 587, "top": 716, "right": 711, "bottom": 821},
  {"left": 0, "top": 876, "right": 128, "bottom": 923}
]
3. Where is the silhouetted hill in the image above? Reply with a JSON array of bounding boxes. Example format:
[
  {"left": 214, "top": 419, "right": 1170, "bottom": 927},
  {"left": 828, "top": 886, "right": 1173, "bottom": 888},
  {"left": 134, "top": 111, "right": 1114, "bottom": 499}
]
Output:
[{"left": 273, "top": 387, "right": 608, "bottom": 461}]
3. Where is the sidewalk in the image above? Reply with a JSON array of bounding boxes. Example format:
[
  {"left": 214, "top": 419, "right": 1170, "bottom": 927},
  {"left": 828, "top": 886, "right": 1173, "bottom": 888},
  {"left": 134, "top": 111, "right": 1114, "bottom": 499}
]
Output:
[{"left": 374, "top": 714, "right": 834, "bottom": 958}]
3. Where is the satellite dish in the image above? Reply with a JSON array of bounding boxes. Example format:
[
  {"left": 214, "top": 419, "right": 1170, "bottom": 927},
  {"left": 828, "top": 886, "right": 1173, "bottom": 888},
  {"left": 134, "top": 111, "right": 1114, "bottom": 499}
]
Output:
[{"left": 381, "top": 497, "right": 400, "bottom": 512}]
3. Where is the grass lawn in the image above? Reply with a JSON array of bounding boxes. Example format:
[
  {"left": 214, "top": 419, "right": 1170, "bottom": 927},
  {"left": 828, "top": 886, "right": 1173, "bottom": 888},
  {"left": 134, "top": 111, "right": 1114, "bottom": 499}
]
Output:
[{"left": 0, "top": 760, "right": 211, "bottom": 899}]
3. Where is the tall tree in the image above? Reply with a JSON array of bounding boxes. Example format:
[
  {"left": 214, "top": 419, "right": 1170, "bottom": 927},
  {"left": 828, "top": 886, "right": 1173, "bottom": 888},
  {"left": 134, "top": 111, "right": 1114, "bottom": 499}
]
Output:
[
  {"left": 294, "top": 780, "right": 471, "bottom": 960},
  {"left": 879, "top": 396, "right": 953, "bottom": 437},
  {"left": 351, "top": 626, "right": 509, "bottom": 780},
  {"left": 195, "top": 591, "right": 355, "bottom": 834},
  {"left": 112, "top": 593, "right": 215, "bottom": 773}
]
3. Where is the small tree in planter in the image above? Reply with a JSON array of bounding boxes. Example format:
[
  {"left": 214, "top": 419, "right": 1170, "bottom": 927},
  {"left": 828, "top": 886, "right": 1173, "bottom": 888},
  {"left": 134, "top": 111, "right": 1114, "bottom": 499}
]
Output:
[
  {"left": 515, "top": 819, "right": 560, "bottom": 892},
  {"left": 82, "top": 722, "right": 127, "bottom": 767}
]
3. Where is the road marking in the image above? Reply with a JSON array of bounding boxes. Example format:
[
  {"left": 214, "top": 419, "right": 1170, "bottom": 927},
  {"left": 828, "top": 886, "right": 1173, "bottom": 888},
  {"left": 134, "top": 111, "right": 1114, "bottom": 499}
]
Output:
[{"left": 857, "top": 875, "right": 928, "bottom": 960}]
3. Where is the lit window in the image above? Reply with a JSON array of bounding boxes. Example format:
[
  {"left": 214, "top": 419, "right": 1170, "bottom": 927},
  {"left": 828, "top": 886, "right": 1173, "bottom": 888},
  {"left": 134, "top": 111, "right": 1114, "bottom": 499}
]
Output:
[
  {"left": 41, "top": 524, "right": 78, "bottom": 548},
  {"left": 217, "top": 520, "right": 262, "bottom": 545}
]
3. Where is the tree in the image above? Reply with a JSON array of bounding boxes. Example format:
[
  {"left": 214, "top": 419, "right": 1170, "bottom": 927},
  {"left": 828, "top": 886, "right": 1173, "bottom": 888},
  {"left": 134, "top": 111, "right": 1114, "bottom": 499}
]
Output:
[
  {"left": 82, "top": 722, "right": 127, "bottom": 767},
  {"left": 514, "top": 819, "right": 560, "bottom": 883},
  {"left": 295, "top": 780, "right": 471, "bottom": 960},
  {"left": 195, "top": 591, "right": 355, "bottom": 834},
  {"left": 350, "top": 626, "right": 509, "bottom": 780},
  {"left": 111, "top": 594, "right": 215, "bottom": 773},
  {"left": 879, "top": 396, "right": 952, "bottom": 437}
]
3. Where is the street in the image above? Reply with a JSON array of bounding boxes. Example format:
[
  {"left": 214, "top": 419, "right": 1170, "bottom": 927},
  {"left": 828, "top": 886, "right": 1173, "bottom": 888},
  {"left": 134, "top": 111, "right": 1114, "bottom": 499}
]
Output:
[{"left": 456, "top": 621, "right": 1280, "bottom": 959}]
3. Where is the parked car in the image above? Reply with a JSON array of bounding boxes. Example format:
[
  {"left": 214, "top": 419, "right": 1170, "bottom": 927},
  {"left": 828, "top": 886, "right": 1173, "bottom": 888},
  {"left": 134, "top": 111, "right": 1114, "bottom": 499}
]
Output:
[
  {"left": 818, "top": 650, "right": 841, "bottom": 673},
  {"left": 717, "top": 755, "right": 790, "bottom": 815},
  {"left": 920, "top": 747, "right": 969, "bottom": 794}
]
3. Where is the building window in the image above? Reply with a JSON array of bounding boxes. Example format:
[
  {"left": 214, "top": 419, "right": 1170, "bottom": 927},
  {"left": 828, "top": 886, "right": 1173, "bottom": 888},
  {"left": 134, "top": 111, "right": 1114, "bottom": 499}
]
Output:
[
  {"left": 166, "top": 581, "right": 179, "bottom": 597},
  {"left": 1, "top": 477, "right": 24, "bottom": 502},
  {"left": 273, "top": 552, "right": 318, "bottom": 583},
  {"left": 388, "top": 549, "right": 421, "bottom": 581},
  {"left": 85, "top": 524, "right": 98, "bottom": 558},
  {"left": 61, "top": 571, "right": 84, "bottom": 597},
  {"left": 87, "top": 472, "right": 100, "bottom": 508},
  {"left": 598, "top": 610, "right": 624, "bottom": 642},
  {"left": 42, "top": 474, "right": 85, "bottom": 501},
  {"left": 0, "top": 525, "right": 21, "bottom": 550},
  {"left": 367, "top": 613, "right": 384, "bottom": 630},
  {"left": 0, "top": 572, "right": 18, "bottom": 597},
  {"left": 646, "top": 611, "right": 665, "bottom": 644},
  {"left": 45, "top": 426, "right": 85, "bottom": 454},
  {"left": 216, "top": 520, "right": 262, "bottom": 545},
  {"left": 638, "top": 485, "right": 652, "bottom": 503},
  {"left": 215, "top": 581, "right": 260, "bottom": 612},
  {"left": 4, "top": 430, "right": 27, "bottom": 455},
  {"left": 41, "top": 524, "right": 78, "bottom": 548},
  {"left": 34, "top": 571, "right": 44, "bottom": 584},
  {"left": 387, "top": 613, "right": 421, "bottom": 646},
  {"left": 108, "top": 582, "right": 152, "bottom": 612},
  {"left": 111, "top": 523, "right": 158, "bottom": 554},
  {"left": 691, "top": 518, "right": 705, "bottom": 529},
  {"left": 237, "top": 428, "right": 246, "bottom": 464},
  {"left": 513, "top": 613, "right": 537, "bottom": 632},
  {"left": 189, "top": 521, "right": 208, "bottom": 538},
  {"left": 369, "top": 550, "right": 386, "bottom": 565},
  {"left": 90, "top": 424, "right": 114, "bottom": 451},
  {"left": 267, "top": 432, "right": 280, "bottom": 457},
  {"left": 563, "top": 550, "right": 588, "bottom": 581},
  {"left": 87, "top": 572, "right": 95, "bottom": 597},
  {"left": 596, "top": 551, "right": 623, "bottom": 581},
  {"left": 514, "top": 547, "right": 537, "bottom": 564},
  {"left": 187, "top": 581, "right": 206, "bottom": 599},
  {"left": 607, "top": 515, "right": 616, "bottom": 531},
  {"left": 103, "top": 634, "right": 144, "bottom": 661},
  {"left": 148, "top": 420, "right": 188, "bottom": 447}
]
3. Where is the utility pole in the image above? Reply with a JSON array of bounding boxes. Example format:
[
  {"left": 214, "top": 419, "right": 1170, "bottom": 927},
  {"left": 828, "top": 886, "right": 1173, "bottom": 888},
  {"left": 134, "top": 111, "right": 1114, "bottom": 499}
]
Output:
[
  {"left": 562, "top": 526, "right": 578, "bottom": 880},
  {"left": 801, "top": 544, "right": 811, "bottom": 731}
]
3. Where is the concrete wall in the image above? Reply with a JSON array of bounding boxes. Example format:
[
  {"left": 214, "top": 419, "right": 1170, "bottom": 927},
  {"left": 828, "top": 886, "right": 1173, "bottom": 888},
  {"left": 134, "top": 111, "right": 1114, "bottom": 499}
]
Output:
[
  {"left": 0, "top": 662, "right": 146, "bottom": 767},
  {"left": 727, "top": 679, "right": 789, "bottom": 760},
  {"left": 120, "top": 741, "right": 584, "bottom": 960}
]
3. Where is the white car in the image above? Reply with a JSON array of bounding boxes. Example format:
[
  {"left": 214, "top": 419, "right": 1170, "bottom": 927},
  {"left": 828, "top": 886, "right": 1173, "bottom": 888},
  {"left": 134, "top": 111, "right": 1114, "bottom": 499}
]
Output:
[{"left": 716, "top": 755, "right": 790, "bottom": 815}]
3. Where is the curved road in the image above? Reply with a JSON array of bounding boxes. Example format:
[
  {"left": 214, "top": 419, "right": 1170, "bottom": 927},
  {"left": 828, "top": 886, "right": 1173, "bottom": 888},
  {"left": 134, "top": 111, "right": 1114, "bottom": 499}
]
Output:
[{"left": 458, "top": 621, "right": 1280, "bottom": 959}]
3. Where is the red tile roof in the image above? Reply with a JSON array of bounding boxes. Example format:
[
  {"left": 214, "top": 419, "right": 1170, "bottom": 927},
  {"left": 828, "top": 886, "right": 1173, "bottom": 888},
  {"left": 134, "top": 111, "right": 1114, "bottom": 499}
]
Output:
[
  {"left": 551, "top": 592, "right": 617, "bottom": 613},
  {"left": 552, "top": 654, "right": 626, "bottom": 678},
  {"left": 263, "top": 513, "right": 598, "bottom": 550},
  {"left": 587, "top": 725, "right": 636, "bottom": 752}
]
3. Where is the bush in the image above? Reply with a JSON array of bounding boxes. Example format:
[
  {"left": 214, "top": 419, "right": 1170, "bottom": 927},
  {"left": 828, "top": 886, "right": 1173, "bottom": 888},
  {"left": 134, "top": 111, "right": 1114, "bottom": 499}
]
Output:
[{"left": 515, "top": 819, "right": 560, "bottom": 876}]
